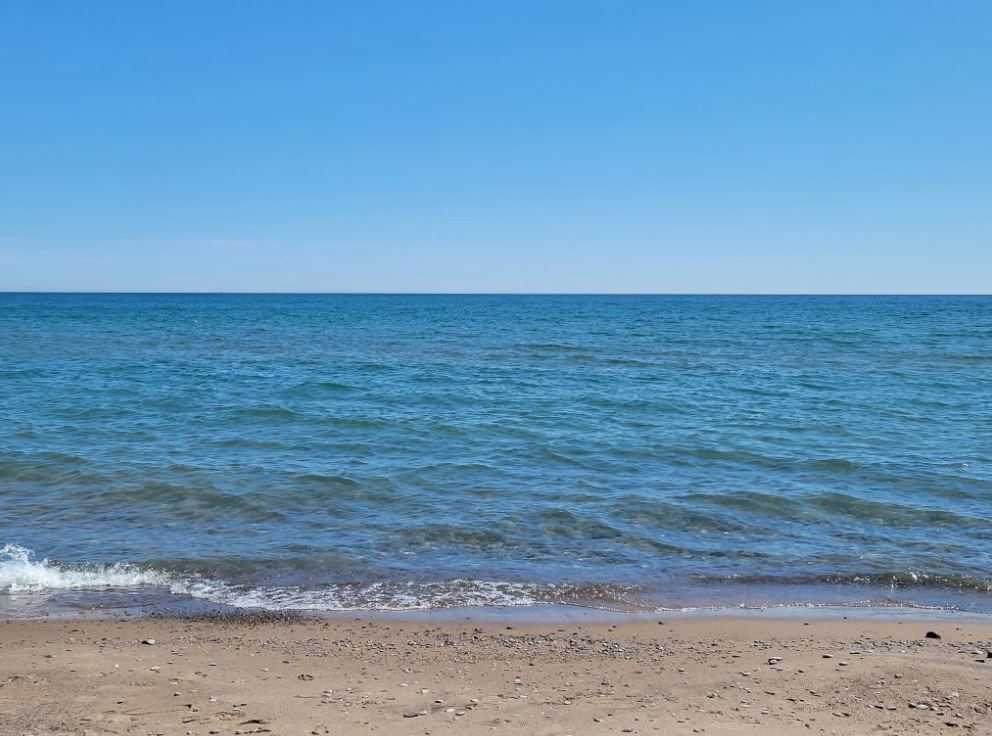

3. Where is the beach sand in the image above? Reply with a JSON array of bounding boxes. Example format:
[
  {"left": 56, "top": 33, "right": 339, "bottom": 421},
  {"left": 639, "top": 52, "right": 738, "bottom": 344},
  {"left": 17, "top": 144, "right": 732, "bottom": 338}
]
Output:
[{"left": 1, "top": 614, "right": 990, "bottom": 735}]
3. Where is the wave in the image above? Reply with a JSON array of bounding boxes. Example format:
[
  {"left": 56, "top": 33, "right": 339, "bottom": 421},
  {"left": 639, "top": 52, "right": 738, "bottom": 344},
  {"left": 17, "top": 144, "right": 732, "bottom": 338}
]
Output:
[
  {"left": 0, "top": 545, "right": 640, "bottom": 611},
  {"left": 3, "top": 545, "right": 990, "bottom": 615},
  {"left": 0, "top": 544, "right": 171, "bottom": 592}
]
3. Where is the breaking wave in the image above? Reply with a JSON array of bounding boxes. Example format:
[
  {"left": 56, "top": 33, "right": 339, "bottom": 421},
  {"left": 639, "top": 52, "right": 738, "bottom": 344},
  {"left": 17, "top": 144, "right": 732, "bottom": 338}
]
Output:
[
  {"left": 3, "top": 545, "right": 990, "bottom": 615},
  {"left": 0, "top": 544, "right": 171, "bottom": 592},
  {"left": 0, "top": 545, "right": 640, "bottom": 611}
]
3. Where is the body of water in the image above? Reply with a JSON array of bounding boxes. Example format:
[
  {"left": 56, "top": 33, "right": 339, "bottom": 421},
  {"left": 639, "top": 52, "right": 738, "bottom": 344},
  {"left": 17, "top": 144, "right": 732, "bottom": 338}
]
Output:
[{"left": 1, "top": 294, "right": 990, "bottom": 616}]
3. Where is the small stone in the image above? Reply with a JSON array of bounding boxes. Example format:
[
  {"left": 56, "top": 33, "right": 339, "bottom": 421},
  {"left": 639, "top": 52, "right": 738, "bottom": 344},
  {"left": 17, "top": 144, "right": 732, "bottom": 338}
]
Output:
[
  {"left": 924, "top": 631, "right": 941, "bottom": 640},
  {"left": 298, "top": 673, "right": 314, "bottom": 681},
  {"left": 141, "top": 638, "right": 156, "bottom": 645},
  {"left": 822, "top": 654, "right": 834, "bottom": 659},
  {"left": 403, "top": 709, "right": 423, "bottom": 718}
]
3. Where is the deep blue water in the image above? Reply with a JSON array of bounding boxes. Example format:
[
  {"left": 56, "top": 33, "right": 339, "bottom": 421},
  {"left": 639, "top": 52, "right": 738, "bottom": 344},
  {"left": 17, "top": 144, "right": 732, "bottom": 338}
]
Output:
[{"left": 1, "top": 294, "right": 991, "bottom": 615}]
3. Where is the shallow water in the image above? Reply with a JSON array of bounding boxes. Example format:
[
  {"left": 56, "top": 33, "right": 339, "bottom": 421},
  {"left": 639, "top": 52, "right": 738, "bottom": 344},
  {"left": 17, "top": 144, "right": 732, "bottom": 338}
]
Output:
[{"left": 1, "top": 294, "right": 990, "bottom": 616}]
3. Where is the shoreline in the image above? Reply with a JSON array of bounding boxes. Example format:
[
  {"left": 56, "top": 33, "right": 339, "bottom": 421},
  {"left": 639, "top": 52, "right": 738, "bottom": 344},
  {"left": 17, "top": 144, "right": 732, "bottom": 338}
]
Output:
[
  {"left": 5, "top": 600, "right": 992, "bottom": 626},
  {"left": 6, "top": 545, "right": 991, "bottom": 620},
  {"left": 2, "top": 613, "right": 990, "bottom": 734}
]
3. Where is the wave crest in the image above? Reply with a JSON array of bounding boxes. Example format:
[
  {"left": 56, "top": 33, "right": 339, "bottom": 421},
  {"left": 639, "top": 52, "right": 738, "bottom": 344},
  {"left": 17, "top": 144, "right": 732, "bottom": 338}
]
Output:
[
  {"left": 0, "top": 544, "right": 171, "bottom": 592},
  {"left": 1, "top": 545, "right": 624, "bottom": 610}
]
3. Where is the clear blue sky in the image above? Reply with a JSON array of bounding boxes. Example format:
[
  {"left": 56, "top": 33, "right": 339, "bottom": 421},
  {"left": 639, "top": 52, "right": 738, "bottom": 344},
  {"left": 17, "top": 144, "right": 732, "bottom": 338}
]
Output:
[{"left": 1, "top": 1, "right": 989, "bottom": 293}]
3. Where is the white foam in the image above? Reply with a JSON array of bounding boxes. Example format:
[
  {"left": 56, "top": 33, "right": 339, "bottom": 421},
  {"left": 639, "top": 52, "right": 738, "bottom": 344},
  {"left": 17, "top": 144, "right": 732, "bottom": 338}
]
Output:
[
  {"left": 0, "top": 544, "right": 171, "bottom": 592},
  {"left": 171, "top": 578, "right": 545, "bottom": 611},
  {"left": 1, "top": 545, "right": 549, "bottom": 610}
]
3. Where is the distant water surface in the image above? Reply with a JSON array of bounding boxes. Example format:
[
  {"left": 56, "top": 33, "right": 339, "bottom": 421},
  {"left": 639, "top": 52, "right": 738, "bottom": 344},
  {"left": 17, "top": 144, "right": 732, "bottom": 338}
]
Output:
[{"left": 1, "top": 294, "right": 990, "bottom": 616}]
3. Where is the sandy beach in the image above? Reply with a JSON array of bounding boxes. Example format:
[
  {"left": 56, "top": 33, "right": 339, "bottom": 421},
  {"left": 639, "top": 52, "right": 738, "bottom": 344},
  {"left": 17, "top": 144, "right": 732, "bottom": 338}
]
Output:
[
  {"left": 4, "top": 0, "right": 991, "bottom": 731},
  {"left": 1, "top": 614, "right": 990, "bottom": 735}
]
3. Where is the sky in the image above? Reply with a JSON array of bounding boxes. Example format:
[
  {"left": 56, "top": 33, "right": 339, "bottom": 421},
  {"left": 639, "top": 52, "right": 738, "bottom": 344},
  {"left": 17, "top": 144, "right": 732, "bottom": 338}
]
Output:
[{"left": 0, "top": 1, "right": 989, "bottom": 293}]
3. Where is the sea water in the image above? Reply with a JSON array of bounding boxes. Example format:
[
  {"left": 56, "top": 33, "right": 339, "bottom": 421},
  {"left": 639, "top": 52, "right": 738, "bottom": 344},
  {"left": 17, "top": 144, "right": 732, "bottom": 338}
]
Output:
[{"left": 1, "top": 294, "right": 990, "bottom": 616}]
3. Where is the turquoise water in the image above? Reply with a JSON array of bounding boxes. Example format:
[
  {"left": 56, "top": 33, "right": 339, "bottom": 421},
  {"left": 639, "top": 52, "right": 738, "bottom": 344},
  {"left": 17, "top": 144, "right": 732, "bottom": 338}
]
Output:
[{"left": 1, "top": 294, "right": 990, "bottom": 616}]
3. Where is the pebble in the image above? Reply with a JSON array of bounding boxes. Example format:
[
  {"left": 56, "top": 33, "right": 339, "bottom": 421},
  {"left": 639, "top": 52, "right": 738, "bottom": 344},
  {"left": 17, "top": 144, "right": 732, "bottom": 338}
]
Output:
[
  {"left": 141, "top": 639, "right": 156, "bottom": 646},
  {"left": 924, "top": 631, "right": 941, "bottom": 640}
]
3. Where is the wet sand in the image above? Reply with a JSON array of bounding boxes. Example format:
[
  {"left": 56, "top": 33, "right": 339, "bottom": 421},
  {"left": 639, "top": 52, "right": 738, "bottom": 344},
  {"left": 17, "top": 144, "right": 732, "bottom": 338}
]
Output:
[{"left": 1, "top": 614, "right": 990, "bottom": 735}]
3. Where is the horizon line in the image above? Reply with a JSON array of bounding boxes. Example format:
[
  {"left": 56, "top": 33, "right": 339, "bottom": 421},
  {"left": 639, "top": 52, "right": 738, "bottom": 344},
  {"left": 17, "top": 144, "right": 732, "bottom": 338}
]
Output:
[{"left": 0, "top": 291, "right": 990, "bottom": 297}]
